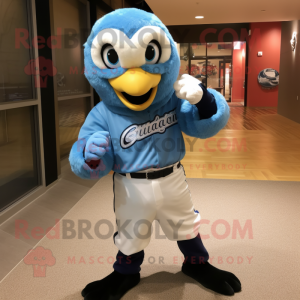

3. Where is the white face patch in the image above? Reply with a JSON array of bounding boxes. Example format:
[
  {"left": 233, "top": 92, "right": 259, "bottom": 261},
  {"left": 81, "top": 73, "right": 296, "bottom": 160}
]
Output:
[{"left": 90, "top": 26, "right": 172, "bottom": 69}]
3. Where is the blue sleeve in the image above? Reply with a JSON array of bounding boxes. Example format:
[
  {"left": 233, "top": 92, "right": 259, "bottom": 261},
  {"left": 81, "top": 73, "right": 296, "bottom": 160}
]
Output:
[
  {"left": 69, "top": 103, "right": 114, "bottom": 179},
  {"left": 175, "top": 88, "right": 230, "bottom": 139}
]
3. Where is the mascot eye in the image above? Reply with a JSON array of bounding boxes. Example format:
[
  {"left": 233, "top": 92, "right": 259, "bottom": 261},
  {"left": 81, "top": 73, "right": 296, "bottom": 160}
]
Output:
[
  {"left": 145, "top": 40, "right": 161, "bottom": 64},
  {"left": 101, "top": 44, "right": 120, "bottom": 69}
]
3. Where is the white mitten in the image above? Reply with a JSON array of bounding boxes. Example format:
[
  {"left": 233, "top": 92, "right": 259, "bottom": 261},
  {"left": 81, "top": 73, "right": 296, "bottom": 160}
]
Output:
[{"left": 173, "top": 74, "right": 203, "bottom": 105}]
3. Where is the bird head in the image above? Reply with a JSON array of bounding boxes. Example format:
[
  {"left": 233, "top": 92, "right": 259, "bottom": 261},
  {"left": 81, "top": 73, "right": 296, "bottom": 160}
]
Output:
[{"left": 84, "top": 8, "right": 180, "bottom": 116}]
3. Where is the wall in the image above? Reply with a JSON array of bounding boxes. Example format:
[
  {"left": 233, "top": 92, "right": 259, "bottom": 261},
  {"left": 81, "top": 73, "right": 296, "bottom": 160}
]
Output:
[
  {"left": 247, "top": 22, "right": 281, "bottom": 107},
  {"left": 167, "top": 23, "right": 250, "bottom": 43},
  {"left": 278, "top": 20, "right": 300, "bottom": 124},
  {"left": 232, "top": 42, "right": 246, "bottom": 102}
]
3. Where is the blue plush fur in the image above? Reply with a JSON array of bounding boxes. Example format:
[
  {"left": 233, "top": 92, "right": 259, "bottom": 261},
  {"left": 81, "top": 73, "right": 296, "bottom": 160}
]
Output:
[
  {"left": 84, "top": 8, "right": 180, "bottom": 117},
  {"left": 69, "top": 138, "right": 113, "bottom": 180},
  {"left": 176, "top": 89, "right": 230, "bottom": 139}
]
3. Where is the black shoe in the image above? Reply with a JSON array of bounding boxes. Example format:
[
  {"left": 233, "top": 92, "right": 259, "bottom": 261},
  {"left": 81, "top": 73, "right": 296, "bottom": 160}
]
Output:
[
  {"left": 182, "top": 261, "right": 242, "bottom": 296},
  {"left": 81, "top": 270, "right": 140, "bottom": 300}
]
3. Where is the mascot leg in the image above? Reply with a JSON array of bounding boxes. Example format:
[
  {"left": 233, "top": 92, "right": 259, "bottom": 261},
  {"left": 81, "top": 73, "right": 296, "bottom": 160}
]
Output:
[
  {"left": 81, "top": 172, "right": 152, "bottom": 299},
  {"left": 178, "top": 233, "right": 242, "bottom": 295},
  {"left": 81, "top": 250, "right": 144, "bottom": 300}
]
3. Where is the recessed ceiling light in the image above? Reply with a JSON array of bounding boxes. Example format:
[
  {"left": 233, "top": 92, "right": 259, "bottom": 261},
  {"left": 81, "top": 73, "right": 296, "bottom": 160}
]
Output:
[{"left": 195, "top": 16, "right": 204, "bottom": 19}]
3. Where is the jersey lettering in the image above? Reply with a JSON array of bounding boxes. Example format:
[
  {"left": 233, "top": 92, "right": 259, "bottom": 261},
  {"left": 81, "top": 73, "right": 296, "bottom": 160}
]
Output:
[{"left": 120, "top": 110, "right": 177, "bottom": 149}]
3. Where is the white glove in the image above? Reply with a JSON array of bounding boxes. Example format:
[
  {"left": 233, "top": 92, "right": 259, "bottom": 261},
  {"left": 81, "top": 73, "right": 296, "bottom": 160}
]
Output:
[{"left": 173, "top": 74, "right": 204, "bottom": 105}]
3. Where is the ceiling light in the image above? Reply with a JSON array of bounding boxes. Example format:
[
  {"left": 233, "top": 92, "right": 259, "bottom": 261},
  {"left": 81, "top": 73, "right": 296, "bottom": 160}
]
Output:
[{"left": 195, "top": 16, "right": 204, "bottom": 19}]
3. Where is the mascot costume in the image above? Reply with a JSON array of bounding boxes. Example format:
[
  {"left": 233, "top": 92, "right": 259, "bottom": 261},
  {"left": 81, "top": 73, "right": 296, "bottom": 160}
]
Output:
[{"left": 69, "top": 8, "right": 241, "bottom": 300}]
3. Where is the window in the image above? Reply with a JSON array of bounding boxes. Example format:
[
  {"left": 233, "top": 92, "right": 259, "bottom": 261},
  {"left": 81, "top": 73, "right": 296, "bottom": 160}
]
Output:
[
  {"left": 0, "top": 0, "right": 36, "bottom": 103},
  {"left": 0, "top": 0, "right": 41, "bottom": 211},
  {"left": 0, "top": 107, "right": 40, "bottom": 211}
]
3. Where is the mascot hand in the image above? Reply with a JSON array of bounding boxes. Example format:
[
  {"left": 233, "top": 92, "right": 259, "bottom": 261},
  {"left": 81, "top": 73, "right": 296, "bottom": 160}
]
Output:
[
  {"left": 173, "top": 74, "right": 203, "bottom": 105},
  {"left": 85, "top": 131, "right": 110, "bottom": 162}
]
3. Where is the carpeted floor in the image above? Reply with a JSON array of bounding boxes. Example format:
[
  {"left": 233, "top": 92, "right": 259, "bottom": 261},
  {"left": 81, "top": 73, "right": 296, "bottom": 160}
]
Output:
[{"left": 0, "top": 175, "right": 299, "bottom": 300}]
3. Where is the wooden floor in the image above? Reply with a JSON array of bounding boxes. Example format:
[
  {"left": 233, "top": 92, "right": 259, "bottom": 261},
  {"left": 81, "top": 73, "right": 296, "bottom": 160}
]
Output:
[{"left": 182, "top": 107, "right": 300, "bottom": 181}]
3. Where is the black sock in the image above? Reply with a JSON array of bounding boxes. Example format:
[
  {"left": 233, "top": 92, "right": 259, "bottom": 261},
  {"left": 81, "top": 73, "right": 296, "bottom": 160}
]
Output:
[
  {"left": 177, "top": 233, "right": 209, "bottom": 264},
  {"left": 113, "top": 250, "right": 144, "bottom": 274}
]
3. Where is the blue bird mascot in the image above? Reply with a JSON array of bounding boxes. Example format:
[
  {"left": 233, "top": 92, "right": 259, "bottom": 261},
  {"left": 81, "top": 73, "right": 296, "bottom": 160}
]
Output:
[{"left": 69, "top": 8, "right": 241, "bottom": 300}]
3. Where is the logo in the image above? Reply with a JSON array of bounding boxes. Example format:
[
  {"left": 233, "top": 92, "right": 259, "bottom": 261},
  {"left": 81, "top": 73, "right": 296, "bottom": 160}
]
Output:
[
  {"left": 120, "top": 110, "right": 178, "bottom": 149},
  {"left": 24, "top": 57, "right": 57, "bottom": 88},
  {"left": 23, "top": 246, "right": 56, "bottom": 277}
]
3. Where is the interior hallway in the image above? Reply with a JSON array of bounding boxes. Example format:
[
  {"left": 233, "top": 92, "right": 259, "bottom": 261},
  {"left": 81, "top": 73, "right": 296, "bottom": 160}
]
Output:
[
  {"left": 182, "top": 107, "right": 300, "bottom": 181},
  {"left": 1, "top": 106, "right": 300, "bottom": 284}
]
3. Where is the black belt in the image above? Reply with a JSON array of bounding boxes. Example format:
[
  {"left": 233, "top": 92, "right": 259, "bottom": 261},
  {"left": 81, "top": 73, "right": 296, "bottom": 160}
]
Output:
[{"left": 119, "top": 162, "right": 181, "bottom": 179}]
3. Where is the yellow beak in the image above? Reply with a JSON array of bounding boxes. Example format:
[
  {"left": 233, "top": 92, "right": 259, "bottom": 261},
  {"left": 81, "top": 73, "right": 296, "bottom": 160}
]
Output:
[{"left": 108, "top": 68, "right": 161, "bottom": 111}]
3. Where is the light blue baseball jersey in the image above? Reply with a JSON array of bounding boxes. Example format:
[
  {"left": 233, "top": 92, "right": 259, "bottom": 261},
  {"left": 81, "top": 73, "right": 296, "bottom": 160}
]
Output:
[
  {"left": 79, "top": 92, "right": 185, "bottom": 173},
  {"left": 69, "top": 88, "right": 229, "bottom": 179}
]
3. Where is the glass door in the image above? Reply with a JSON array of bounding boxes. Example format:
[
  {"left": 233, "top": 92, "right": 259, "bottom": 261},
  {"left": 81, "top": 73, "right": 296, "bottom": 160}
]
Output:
[
  {"left": 206, "top": 58, "right": 224, "bottom": 93},
  {"left": 217, "top": 59, "right": 232, "bottom": 101},
  {"left": 188, "top": 43, "right": 207, "bottom": 84},
  {"left": 178, "top": 43, "right": 189, "bottom": 79},
  {"left": 51, "top": 0, "right": 93, "bottom": 161},
  {"left": 0, "top": 0, "right": 42, "bottom": 211},
  {"left": 225, "top": 60, "right": 232, "bottom": 101},
  {"left": 190, "top": 59, "right": 207, "bottom": 84},
  {"left": 178, "top": 42, "right": 235, "bottom": 102}
]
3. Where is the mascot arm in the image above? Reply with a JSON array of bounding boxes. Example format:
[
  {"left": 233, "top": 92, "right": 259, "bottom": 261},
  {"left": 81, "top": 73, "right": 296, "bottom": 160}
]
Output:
[
  {"left": 175, "top": 84, "right": 230, "bottom": 139},
  {"left": 69, "top": 105, "right": 114, "bottom": 179}
]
